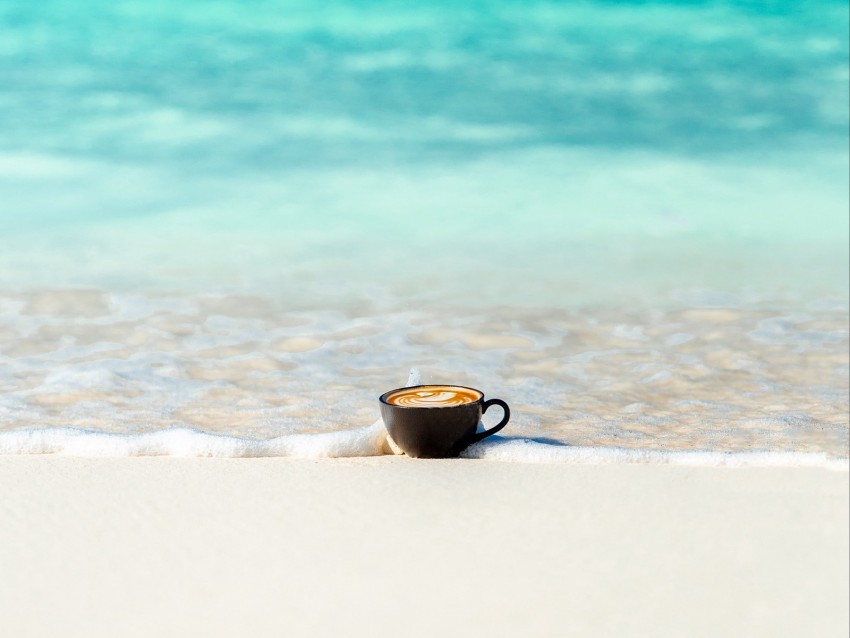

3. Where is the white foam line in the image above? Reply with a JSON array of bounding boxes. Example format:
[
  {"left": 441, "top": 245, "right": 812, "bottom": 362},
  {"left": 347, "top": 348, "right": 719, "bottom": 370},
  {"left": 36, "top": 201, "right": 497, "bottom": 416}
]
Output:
[
  {"left": 0, "top": 422, "right": 390, "bottom": 459},
  {"left": 0, "top": 427, "right": 846, "bottom": 470},
  {"left": 461, "top": 437, "right": 849, "bottom": 471}
]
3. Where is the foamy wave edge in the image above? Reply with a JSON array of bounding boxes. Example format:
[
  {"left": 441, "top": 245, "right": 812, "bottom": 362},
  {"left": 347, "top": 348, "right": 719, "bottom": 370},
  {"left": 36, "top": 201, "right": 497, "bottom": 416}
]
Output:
[
  {"left": 0, "top": 423, "right": 390, "bottom": 459},
  {"left": 0, "top": 426, "right": 846, "bottom": 471},
  {"left": 462, "top": 438, "right": 849, "bottom": 471}
]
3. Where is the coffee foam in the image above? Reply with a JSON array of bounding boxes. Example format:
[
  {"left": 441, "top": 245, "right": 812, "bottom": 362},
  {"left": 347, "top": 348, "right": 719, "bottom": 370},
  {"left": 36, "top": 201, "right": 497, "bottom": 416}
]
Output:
[{"left": 386, "top": 385, "right": 481, "bottom": 407}]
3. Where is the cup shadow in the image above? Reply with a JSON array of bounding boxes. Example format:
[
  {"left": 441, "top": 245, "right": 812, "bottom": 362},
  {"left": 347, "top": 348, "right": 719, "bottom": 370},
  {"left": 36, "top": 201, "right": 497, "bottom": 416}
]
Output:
[{"left": 482, "top": 434, "right": 570, "bottom": 447}]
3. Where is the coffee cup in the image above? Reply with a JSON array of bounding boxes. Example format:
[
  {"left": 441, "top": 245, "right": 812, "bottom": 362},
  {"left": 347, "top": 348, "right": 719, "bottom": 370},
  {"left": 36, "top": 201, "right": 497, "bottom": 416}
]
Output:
[{"left": 379, "top": 384, "right": 510, "bottom": 458}]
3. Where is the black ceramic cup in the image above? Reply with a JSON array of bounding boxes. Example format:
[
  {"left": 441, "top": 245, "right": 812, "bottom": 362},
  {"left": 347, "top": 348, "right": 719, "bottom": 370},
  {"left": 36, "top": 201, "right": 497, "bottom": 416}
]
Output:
[{"left": 379, "top": 384, "right": 510, "bottom": 458}]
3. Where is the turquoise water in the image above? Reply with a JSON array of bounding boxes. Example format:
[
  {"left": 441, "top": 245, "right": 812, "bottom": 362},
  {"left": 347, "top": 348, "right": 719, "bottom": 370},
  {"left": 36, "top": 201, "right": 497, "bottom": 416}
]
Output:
[{"left": 0, "top": 1, "right": 848, "bottom": 459}]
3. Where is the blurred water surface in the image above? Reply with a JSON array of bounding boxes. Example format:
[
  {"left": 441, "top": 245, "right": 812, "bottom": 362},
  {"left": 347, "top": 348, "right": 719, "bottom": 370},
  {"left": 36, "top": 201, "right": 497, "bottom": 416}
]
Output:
[{"left": 0, "top": 1, "right": 847, "bottom": 455}]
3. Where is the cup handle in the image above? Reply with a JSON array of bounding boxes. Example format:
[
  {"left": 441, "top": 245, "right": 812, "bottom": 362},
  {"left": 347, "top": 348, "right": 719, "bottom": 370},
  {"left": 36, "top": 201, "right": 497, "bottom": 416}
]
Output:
[{"left": 469, "top": 398, "right": 510, "bottom": 444}]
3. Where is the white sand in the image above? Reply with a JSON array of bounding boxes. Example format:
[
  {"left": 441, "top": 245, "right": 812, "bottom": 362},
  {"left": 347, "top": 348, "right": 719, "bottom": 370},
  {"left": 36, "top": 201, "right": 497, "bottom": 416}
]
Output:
[{"left": 0, "top": 457, "right": 847, "bottom": 638}]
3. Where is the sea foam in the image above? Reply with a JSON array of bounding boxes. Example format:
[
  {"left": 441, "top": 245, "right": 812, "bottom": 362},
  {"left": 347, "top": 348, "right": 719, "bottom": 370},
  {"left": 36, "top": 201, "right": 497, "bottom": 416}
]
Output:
[
  {"left": 0, "top": 422, "right": 389, "bottom": 458},
  {"left": 0, "top": 424, "right": 846, "bottom": 470},
  {"left": 0, "top": 369, "right": 846, "bottom": 470},
  {"left": 461, "top": 437, "right": 849, "bottom": 471}
]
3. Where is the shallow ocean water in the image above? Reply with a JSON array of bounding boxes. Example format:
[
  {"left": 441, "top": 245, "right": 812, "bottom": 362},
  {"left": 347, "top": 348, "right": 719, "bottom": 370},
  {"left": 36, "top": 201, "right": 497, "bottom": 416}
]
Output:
[{"left": 0, "top": 0, "right": 847, "bottom": 461}]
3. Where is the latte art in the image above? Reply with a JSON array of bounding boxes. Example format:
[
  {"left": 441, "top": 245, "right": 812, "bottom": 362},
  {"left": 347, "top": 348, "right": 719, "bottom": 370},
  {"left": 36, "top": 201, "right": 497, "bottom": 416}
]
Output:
[{"left": 386, "top": 386, "right": 481, "bottom": 407}]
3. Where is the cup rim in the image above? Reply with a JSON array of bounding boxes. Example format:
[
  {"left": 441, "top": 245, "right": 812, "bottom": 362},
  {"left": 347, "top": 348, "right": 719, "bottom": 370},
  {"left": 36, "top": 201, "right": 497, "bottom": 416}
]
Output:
[{"left": 379, "top": 384, "right": 484, "bottom": 408}]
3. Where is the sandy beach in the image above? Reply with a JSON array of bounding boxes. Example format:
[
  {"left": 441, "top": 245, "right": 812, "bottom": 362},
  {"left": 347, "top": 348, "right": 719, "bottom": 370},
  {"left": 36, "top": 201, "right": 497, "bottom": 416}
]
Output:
[{"left": 1, "top": 457, "right": 846, "bottom": 638}]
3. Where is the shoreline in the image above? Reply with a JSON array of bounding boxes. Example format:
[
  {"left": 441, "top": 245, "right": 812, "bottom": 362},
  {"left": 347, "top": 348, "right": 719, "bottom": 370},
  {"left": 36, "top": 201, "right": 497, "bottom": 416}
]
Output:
[
  {"left": 2, "top": 294, "right": 847, "bottom": 458},
  {"left": 1, "top": 456, "right": 847, "bottom": 637},
  {"left": 0, "top": 425, "right": 847, "bottom": 470}
]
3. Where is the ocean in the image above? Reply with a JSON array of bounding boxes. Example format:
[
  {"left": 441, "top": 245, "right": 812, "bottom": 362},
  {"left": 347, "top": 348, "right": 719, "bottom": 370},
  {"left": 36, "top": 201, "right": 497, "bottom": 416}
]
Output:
[{"left": 0, "top": 0, "right": 847, "bottom": 464}]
